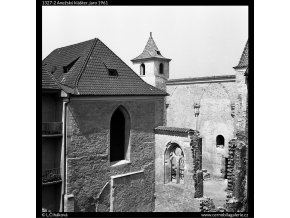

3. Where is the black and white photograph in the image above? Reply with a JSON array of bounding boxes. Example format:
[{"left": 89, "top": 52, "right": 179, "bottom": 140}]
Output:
[{"left": 40, "top": 2, "right": 252, "bottom": 217}]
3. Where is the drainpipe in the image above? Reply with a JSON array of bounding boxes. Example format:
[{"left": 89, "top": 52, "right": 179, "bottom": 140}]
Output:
[{"left": 61, "top": 91, "right": 69, "bottom": 212}]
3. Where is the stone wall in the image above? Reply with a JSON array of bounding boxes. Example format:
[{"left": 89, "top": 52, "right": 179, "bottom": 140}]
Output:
[
  {"left": 65, "top": 98, "right": 164, "bottom": 212},
  {"left": 166, "top": 79, "right": 237, "bottom": 176},
  {"left": 200, "top": 197, "right": 216, "bottom": 212},
  {"left": 227, "top": 139, "right": 236, "bottom": 193},
  {"left": 154, "top": 130, "right": 197, "bottom": 211},
  {"left": 226, "top": 67, "right": 248, "bottom": 212},
  {"left": 155, "top": 75, "right": 167, "bottom": 92},
  {"left": 226, "top": 135, "right": 247, "bottom": 212},
  {"left": 110, "top": 170, "right": 150, "bottom": 212},
  {"left": 234, "top": 69, "right": 248, "bottom": 133},
  {"left": 190, "top": 131, "right": 203, "bottom": 198}
]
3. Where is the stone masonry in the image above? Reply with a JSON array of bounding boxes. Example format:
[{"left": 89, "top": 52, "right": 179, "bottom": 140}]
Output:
[
  {"left": 65, "top": 98, "right": 165, "bottom": 212},
  {"left": 154, "top": 127, "right": 200, "bottom": 212},
  {"left": 166, "top": 77, "right": 237, "bottom": 177},
  {"left": 189, "top": 130, "right": 203, "bottom": 198}
]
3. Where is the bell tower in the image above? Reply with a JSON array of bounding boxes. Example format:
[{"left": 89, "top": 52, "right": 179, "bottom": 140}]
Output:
[{"left": 131, "top": 32, "right": 171, "bottom": 91}]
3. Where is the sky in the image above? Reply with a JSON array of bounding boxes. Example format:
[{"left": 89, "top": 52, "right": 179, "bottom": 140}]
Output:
[{"left": 42, "top": 6, "right": 248, "bottom": 79}]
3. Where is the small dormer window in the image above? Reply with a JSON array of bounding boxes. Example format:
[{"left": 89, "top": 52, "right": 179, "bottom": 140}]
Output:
[
  {"left": 156, "top": 50, "right": 161, "bottom": 55},
  {"left": 159, "top": 63, "right": 164, "bottom": 75},
  {"left": 140, "top": 63, "right": 145, "bottom": 76},
  {"left": 63, "top": 57, "right": 79, "bottom": 73},
  {"left": 108, "top": 69, "right": 118, "bottom": 76}
]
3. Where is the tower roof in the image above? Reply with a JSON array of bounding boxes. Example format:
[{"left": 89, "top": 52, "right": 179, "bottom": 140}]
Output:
[
  {"left": 131, "top": 32, "right": 171, "bottom": 62},
  {"left": 234, "top": 40, "right": 248, "bottom": 69}
]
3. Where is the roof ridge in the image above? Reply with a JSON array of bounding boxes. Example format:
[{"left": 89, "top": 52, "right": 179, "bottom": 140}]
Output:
[
  {"left": 74, "top": 38, "right": 98, "bottom": 94},
  {"left": 55, "top": 38, "right": 95, "bottom": 51},
  {"left": 42, "top": 38, "right": 96, "bottom": 62}
]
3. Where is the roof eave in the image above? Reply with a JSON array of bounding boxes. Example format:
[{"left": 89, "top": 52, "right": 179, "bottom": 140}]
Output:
[
  {"left": 131, "top": 56, "right": 172, "bottom": 63},
  {"left": 69, "top": 93, "right": 168, "bottom": 97},
  {"left": 233, "top": 65, "right": 248, "bottom": 70},
  {"left": 42, "top": 88, "right": 62, "bottom": 93}
]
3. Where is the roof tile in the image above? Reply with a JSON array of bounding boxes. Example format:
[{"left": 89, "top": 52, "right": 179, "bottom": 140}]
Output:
[
  {"left": 42, "top": 65, "right": 61, "bottom": 90},
  {"left": 42, "top": 38, "right": 168, "bottom": 96},
  {"left": 131, "top": 32, "right": 171, "bottom": 62}
]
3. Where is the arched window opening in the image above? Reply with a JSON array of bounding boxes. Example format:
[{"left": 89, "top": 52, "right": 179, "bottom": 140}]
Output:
[
  {"left": 159, "top": 63, "right": 164, "bottom": 75},
  {"left": 216, "top": 135, "right": 225, "bottom": 148},
  {"left": 110, "top": 107, "right": 130, "bottom": 162},
  {"left": 140, "top": 63, "right": 145, "bottom": 76},
  {"left": 164, "top": 143, "right": 184, "bottom": 184}
]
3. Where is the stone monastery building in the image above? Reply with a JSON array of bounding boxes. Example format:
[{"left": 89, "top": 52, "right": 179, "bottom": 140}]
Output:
[{"left": 42, "top": 33, "right": 248, "bottom": 212}]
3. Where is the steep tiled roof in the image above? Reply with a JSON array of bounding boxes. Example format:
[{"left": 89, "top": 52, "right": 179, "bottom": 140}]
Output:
[
  {"left": 42, "top": 65, "right": 61, "bottom": 90},
  {"left": 43, "top": 39, "right": 95, "bottom": 89},
  {"left": 234, "top": 40, "right": 248, "bottom": 69},
  {"left": 131, "top": 33, "right": 171, "bottom": 62},
  {"left": 42, "top": 38, "right": 168, "bottom": 96}
]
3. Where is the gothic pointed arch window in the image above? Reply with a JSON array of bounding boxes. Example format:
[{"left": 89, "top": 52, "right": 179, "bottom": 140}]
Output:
[
  {"left": 140, "top": 63, "right": 145, "bottom": 76},
  {"left": 164, "top": 143, "right": 184, "bottom": 184},
  {"left": 159, "top": 63, "right": 164, "bottom": 75},
  {"left": 110, "top": 106, "right": 131, "bottom": 162}
]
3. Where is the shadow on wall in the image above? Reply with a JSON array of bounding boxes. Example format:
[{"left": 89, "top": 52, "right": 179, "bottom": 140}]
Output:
[
  {"left": 96, "top": 182, "right": 110, "bottom": 212},
  {"left": 68, "top": 101, "right": 156, "bottom": 139}
]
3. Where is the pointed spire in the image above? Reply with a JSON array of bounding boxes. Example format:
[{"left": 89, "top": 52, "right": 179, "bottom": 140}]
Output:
[
  {"left": 131, "top": 32, "right": 171, "bottom": 62},
  {"left": 234, "top": 40, "right": 248, "bottom": 69}
]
